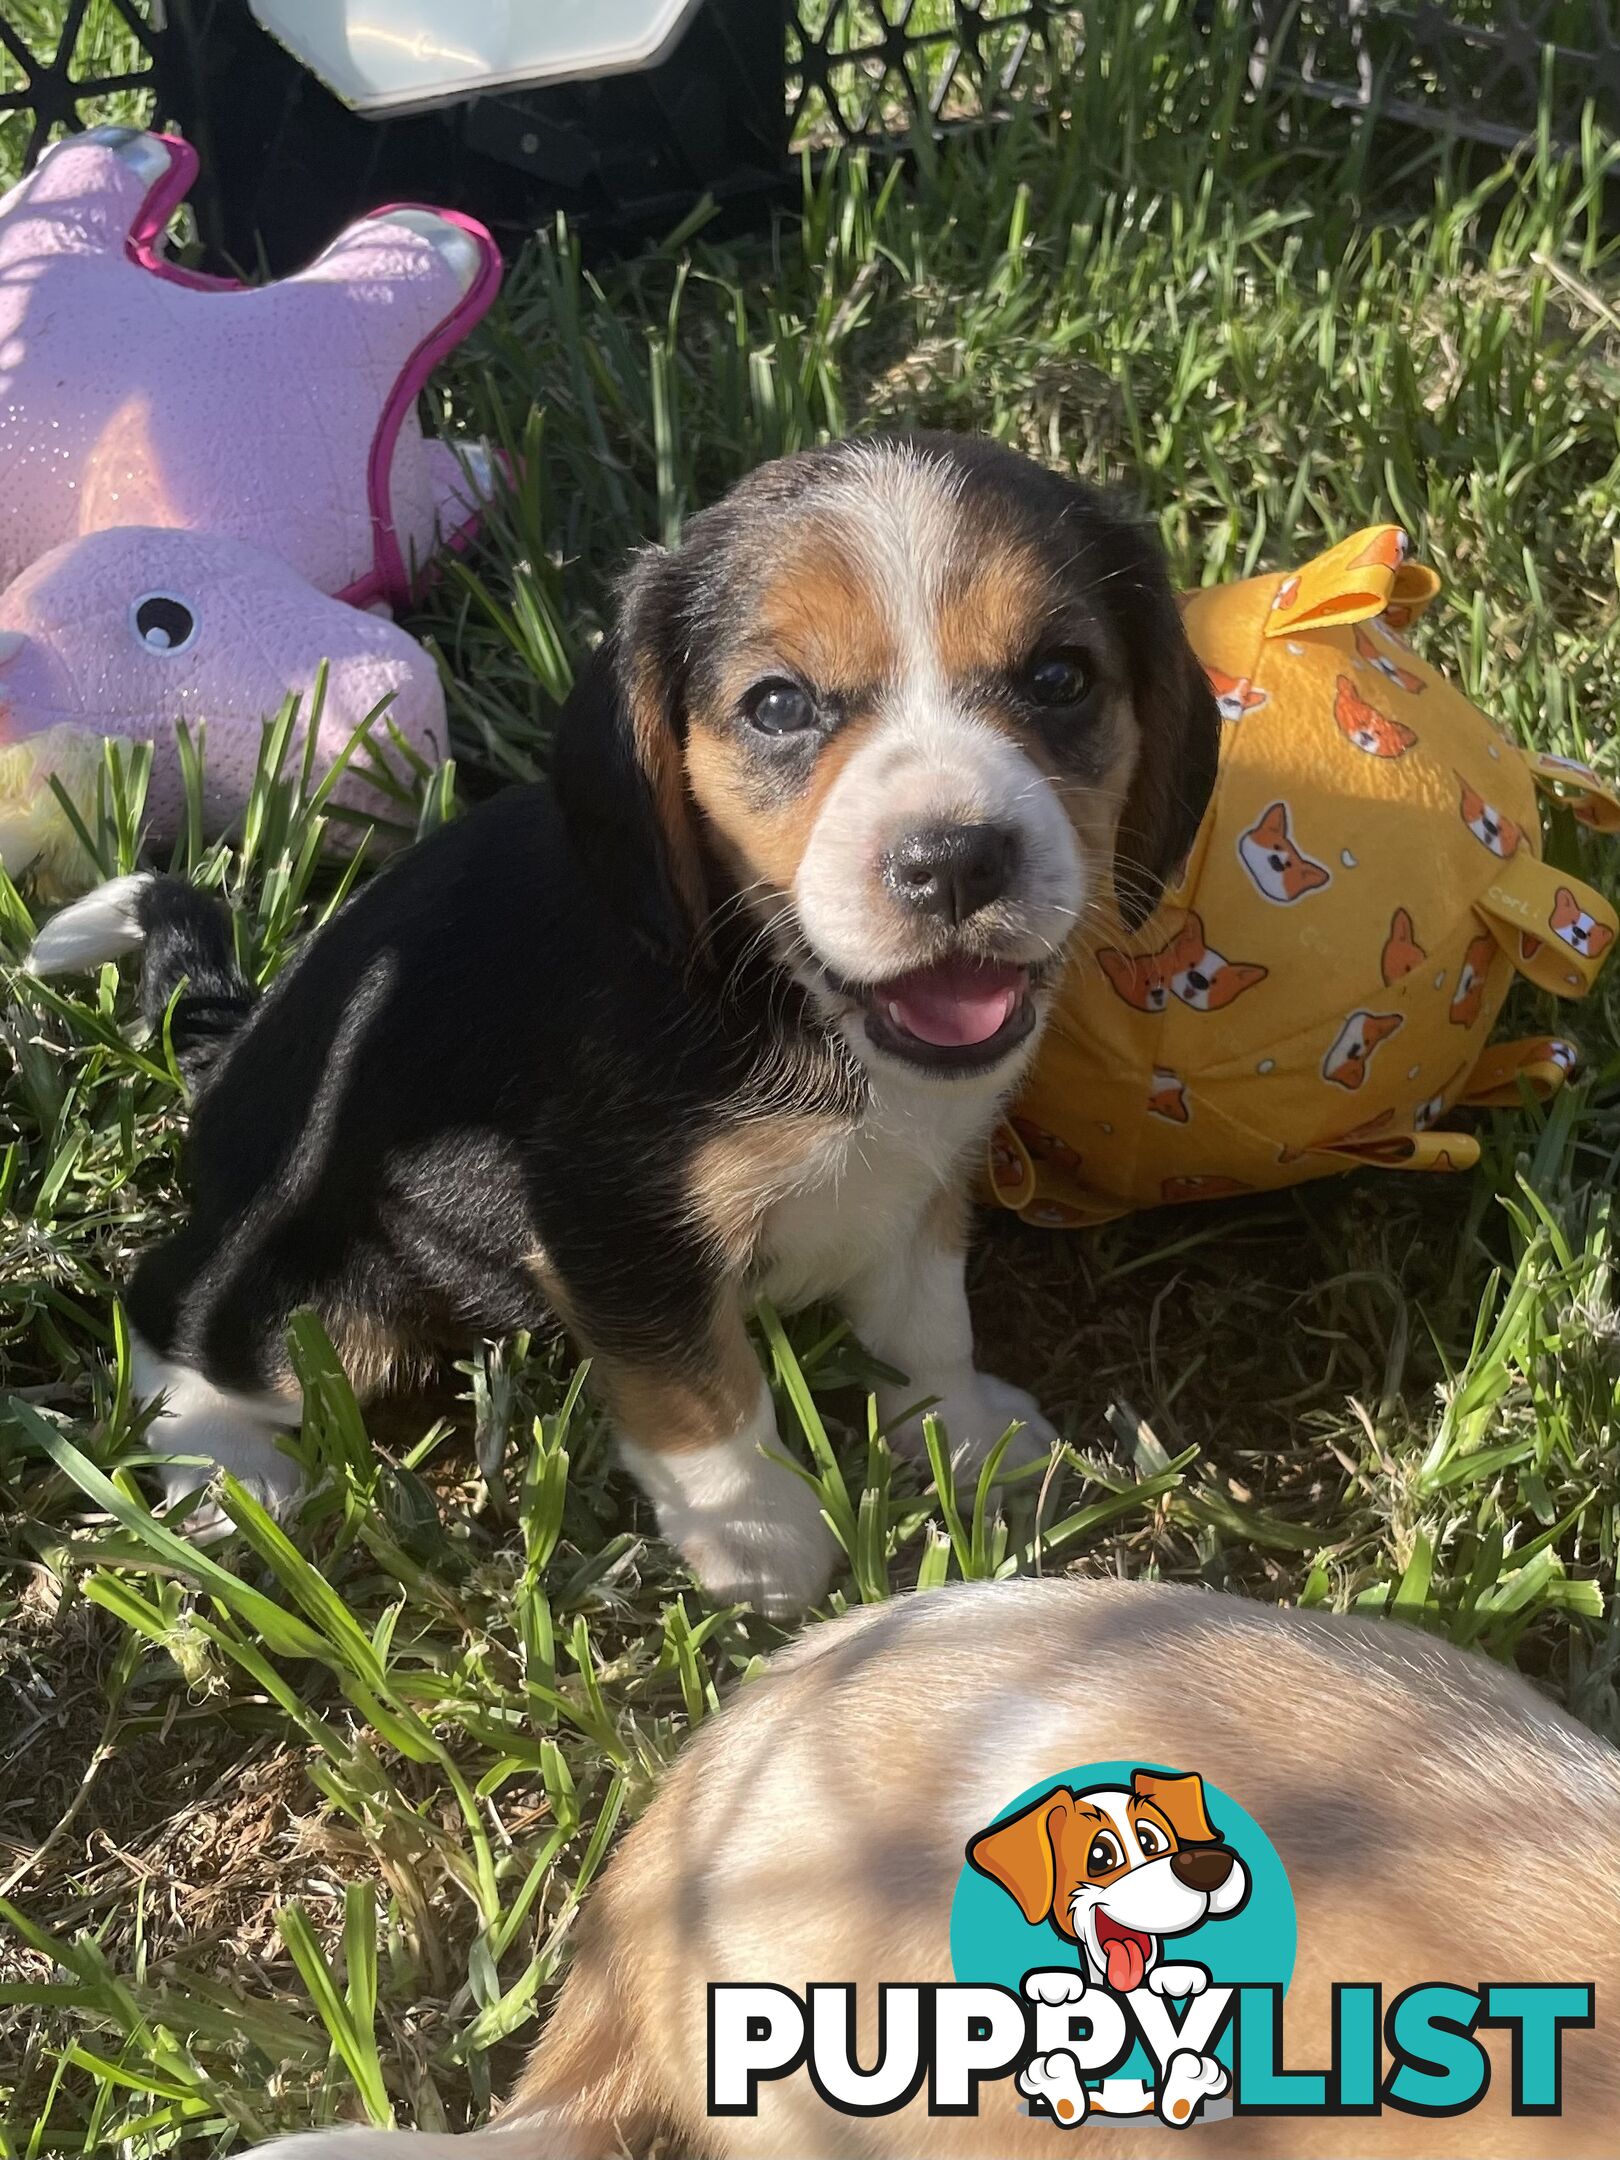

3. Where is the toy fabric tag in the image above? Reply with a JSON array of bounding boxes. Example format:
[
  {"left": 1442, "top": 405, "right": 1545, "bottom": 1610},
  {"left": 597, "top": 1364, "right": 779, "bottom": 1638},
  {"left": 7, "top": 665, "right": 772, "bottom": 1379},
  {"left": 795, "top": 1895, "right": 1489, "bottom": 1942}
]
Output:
[
  {"left": 1528, "top": 752, "right": 1620, "bottom": 833},
  {"left": 1461, "top": 1036, "right": 1580, "bottom": 1108},
  {"left": 1472, "top": 854, "right": 1616, "bottom": 997},
  {"left": 1262, "top": 525, "right": 1443, "bottom": 636},
  {"left": 1315, "top": 1129, "right": 1481, "bottom": 1175}
]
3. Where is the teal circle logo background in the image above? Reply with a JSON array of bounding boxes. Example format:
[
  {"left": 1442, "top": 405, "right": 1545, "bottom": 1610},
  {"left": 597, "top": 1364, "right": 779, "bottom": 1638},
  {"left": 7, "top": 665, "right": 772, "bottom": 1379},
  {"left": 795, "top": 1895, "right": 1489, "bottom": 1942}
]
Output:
[{"left": 949, "top": 1762, "right": 1297, "bottom": 2080}]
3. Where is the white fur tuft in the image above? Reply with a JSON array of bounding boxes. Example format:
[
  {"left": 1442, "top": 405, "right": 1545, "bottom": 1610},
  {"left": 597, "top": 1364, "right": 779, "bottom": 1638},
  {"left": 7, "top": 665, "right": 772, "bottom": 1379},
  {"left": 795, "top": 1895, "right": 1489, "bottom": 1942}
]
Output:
[{"left": 26, "top": 872, "right": 152, "bottom": 975}]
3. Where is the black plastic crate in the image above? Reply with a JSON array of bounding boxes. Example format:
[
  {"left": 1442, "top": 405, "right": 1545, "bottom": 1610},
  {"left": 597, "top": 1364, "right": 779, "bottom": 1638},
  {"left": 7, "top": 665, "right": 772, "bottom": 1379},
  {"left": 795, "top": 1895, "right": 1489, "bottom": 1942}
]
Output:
[{"left": 0, "top": 4, "right": 1616, "bottom": 267}]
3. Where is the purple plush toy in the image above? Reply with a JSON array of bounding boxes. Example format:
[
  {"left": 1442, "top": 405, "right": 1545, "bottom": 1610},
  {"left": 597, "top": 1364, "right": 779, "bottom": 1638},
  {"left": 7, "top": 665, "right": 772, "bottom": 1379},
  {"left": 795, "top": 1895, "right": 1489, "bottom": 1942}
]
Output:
[{"left": 0, "top": 126, "right": 503, "bottom": 889}]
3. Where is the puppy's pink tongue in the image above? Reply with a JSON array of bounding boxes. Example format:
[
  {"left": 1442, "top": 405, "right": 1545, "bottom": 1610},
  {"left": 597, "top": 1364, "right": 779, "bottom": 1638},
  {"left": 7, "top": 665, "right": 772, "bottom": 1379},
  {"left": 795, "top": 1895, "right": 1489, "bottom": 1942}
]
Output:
[
  {"left": 881, "top": 959, "right": 1025, "bottom": 1048},
  {"left": 1105, "top": 1937, "right": 1147, "bottom": 1993}
]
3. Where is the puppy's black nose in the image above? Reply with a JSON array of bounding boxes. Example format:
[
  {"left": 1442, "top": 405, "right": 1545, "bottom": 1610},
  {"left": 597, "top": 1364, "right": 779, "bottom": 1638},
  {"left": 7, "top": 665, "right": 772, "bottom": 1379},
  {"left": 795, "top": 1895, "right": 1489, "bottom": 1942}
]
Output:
[
  {"left": 882, "top": 823, "right": 1017, "bottom": 925},
  {"left": 1170, "top": 1846, "right": 1235, "bottom": 1893}
]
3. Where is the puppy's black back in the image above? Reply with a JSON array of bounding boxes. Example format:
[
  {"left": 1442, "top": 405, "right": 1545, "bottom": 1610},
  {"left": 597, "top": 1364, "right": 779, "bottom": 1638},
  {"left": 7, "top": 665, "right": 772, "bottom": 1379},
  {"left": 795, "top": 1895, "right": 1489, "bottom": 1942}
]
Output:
[{"left": 127, "top": 782, "right": 807, "bottom": 1391}]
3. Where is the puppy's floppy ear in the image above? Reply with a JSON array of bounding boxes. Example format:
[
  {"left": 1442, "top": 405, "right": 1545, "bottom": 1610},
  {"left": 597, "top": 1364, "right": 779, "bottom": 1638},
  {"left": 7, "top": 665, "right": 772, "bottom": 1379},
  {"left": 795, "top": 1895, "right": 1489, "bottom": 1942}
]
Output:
[
  {"left": 966, "top": 1788, "right": 1074, "bottom": 1925},
  {"left": 1132, "top": 1768, "right": 1219, "bottom": 1846},
  {"left": 1109, "top": 553, "right": 1220, "bottom": 933},
  {"left": 550, "top": 547, "right": 709, "bottom": 955}
]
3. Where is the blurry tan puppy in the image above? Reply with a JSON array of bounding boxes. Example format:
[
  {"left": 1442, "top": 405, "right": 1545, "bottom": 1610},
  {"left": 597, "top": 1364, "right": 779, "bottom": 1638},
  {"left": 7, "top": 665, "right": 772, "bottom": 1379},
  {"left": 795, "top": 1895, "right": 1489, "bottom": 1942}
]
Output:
[{"left": 256, "top": 1580, "right": 1620, "bottom": 2158}]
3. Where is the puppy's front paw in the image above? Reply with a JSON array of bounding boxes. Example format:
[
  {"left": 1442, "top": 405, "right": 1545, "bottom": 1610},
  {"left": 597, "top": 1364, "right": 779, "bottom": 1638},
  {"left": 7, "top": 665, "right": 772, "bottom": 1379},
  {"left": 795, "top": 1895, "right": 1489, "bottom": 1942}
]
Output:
[
  {"left": 1157, "top": 2049, "right": 1228, "bottom": 2127},
  {"left": 1147, "top": 1963, "right": 1210, "bottom": 2000},
  {"left": 621, "top": 1422, "right": 839, "bottom": 1617},
  {"left": 1023, "top": 1967, "right": 1090, "bottom": 2007},
  {"left": 155, "top": 1436, "right": 304, "bottom": 1537},
  {"left": 133, "top": 1333, "right": 304, "bottom": 1535},
  {"left": 883, "top": 1371, "right": 1060, "bottom": 1476},
  {"left": 1018, "top": 2050, "right": 1089, "bottom": 2126}
]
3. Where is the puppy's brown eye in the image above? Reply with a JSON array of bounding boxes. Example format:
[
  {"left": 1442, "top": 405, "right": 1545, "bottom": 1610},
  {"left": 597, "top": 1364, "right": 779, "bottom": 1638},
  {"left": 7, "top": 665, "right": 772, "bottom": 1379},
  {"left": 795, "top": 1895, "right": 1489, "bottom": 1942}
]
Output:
[
  {"left": 1024, "top": 649, "right": 1093, "bottom": 708},
  {"left": 745, "top": 679, "right": 818, "bottom": 736},
  {"left": 1086, "top": 1832, "right": 1123, "bottom": 1876}
]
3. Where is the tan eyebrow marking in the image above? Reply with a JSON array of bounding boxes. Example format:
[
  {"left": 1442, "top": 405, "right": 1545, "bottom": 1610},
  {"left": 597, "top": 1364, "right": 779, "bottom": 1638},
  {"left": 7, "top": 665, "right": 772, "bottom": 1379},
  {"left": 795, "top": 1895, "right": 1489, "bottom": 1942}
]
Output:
[
  {"left": 748, "top": 527, "right": 897, "bottom": 697},
  {"left": 933, "top": 533, "right": 1054, "bottom": 679}
]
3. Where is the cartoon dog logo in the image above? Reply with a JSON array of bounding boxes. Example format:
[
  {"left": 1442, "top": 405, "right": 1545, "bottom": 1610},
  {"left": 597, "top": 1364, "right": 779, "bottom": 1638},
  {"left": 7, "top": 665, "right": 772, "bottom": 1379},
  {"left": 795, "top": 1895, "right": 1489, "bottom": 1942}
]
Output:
[
  {"left": 1204, "top": 663, "right": 1268, "bottom": 722},
  {"left": 1352, "top": 622, "right": 1424, "bottom": 694},
  {"left": 1380, "top": 906, "right": 1426, "bottom": 984},
  {"left": 1457, "top": 775, "right": 1523, "bottom": 858},
  {"left": 1237, "top": 801, "right": 1331, "bottom": 904},
  {"left": 1550, "top": 885, "right": 1615, "bottom": 960},
  {"left": 968, "top": 1769, "right": 1249, "bottom": 2130},
  {"left": 1322, "top": 1009, "right": 1403, "bottom": 1089},
  {"left": 1334, "top": 675, "right": 1418, "bottom": 759},
  {"left": 1449, "top": 933, "right": 1496, "bottom": 1027},
  {"left": 1099, "top": 914, "right": 1267, "bottom": 1016}
]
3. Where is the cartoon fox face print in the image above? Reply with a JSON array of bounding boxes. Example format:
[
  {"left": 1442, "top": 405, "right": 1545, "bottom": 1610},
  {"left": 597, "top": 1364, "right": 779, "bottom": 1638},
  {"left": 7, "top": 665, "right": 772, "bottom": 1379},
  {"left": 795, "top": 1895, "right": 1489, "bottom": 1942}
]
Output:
[
  {"left": 1099, "top": 916, "right": 1266, "bottom": 1016},
  {"left": 1550, "top": 886, "right": 1615, "bottom": 959},
  {"left": 1164, "top": 913, "right": 1268, "bottom": 1012},
  {"left": 1322, "top": 1009, "right": 1404, "bottom": 1090},
  {"left": 1011, "top": 1117, "right": 1081, "bottom": 1172},
  {"left": 1099, "top": 944, "right": 1172, "bottom": 1014},
  {"left": 1148, "top": 1068, "right": 1189, "bottom": 1123},
  {"left": 1449, "top": 934, "right": 1496, "bottom": 1027},
  {"left": 1237, "top": 801, "right": 1331, "bottom": 904},
  {"left": 1334, "top": 675, "right": 1418, "bottom": 759},
  {"left": 1204, "top": 663, "right": 1268, "bottom": 722},
  {"left": 1381, "top": 907, "right": 1426, "bottom": 984},
  {"left": 1352, "top": 623, "right": 1424, "bottom": 695},
  {"left": 1457, "top": 775, "right": 1523, "bottom": 858}
]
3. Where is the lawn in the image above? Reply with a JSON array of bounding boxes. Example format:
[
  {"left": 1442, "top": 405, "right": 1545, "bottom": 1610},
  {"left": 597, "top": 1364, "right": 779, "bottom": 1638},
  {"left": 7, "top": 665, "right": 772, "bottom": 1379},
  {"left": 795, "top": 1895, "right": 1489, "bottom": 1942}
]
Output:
[{"left": 2, "top": 3, "right": 1620, "bottom": 2153}]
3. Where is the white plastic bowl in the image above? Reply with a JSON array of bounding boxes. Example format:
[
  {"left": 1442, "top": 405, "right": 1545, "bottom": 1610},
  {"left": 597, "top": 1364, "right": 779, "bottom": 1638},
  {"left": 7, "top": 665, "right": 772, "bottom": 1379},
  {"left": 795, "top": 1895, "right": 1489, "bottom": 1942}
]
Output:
[{"left": 251, "top": 0, "right": 711, "bottom": 114}]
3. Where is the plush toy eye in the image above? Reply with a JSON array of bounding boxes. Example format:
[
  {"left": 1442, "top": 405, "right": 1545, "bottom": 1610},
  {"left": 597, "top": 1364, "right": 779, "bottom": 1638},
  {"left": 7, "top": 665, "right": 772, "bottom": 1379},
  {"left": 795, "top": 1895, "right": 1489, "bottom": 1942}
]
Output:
[
  {"left": 1024, "top": 648, "right": 1094, "bottom": 708},
  {"left": 745, "top": 678, "right": 818, "bottom": 736},
  {"left": 132, "top": 593, "right": 198, "bottom": 655}
]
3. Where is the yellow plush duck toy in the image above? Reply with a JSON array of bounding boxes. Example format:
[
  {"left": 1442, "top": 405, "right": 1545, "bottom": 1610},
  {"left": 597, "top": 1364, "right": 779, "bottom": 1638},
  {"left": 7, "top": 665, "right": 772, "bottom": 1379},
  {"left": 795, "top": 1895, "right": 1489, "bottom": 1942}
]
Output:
[{"left": 991, "top": 526, "right": 1620, "bottom": 1228}]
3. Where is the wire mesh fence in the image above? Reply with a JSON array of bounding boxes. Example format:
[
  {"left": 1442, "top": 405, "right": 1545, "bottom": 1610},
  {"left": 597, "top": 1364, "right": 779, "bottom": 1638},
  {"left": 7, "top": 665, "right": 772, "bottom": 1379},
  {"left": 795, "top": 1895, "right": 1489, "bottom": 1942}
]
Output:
[{"left": 0, "top": 5, "right": 1615, "bottom": 206}]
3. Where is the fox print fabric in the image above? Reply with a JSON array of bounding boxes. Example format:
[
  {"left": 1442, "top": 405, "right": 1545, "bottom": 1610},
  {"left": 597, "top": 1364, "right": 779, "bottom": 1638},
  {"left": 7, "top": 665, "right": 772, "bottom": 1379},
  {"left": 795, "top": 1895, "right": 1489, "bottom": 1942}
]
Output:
[{"left": 992, "top": 526, "right": 1620, "bottom": 1227}]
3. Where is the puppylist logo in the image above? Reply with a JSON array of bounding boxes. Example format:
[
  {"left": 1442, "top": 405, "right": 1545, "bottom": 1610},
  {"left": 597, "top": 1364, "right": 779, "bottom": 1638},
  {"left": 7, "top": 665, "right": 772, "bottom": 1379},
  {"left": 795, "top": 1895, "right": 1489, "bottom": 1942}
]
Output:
[{"left": 708, "top": 1759, "right": 1595, "bottom": 2130}]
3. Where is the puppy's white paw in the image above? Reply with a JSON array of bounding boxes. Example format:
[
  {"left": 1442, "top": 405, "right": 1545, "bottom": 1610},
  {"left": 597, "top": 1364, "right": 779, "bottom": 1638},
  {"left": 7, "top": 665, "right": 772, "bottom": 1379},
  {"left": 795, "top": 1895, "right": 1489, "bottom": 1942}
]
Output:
[
  {"left": 154, "top": 1432, "right": 304, "bottom": 1536},
  {"left": 620, "top": 1398, "right": 839, "bottom": 1617},
  {"left": 1018, "top": 2050, "right": 1089, "bottom": 2126},
  {"left": 132, "top": 1332, "right": 303, "bottom": 1534},
  {"left": 1023, "top": 1967, "right": 1091, "bottom": 2007},
  {"left": 883, "top": 1371, "right": 1060, "bottom": 1476},
  {"left": 1157, "top": 2048, "right": 1228, "bottom": 2127},
  {"left": 1147, "top": 1963, "right": 1210, "bottom": 2000}
]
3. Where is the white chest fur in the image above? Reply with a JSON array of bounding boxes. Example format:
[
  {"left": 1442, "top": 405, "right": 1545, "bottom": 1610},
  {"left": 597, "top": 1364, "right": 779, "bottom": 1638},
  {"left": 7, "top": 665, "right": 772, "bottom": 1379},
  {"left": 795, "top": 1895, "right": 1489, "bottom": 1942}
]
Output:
[{"left": 752, "top": 1061, "right": 1009, "bottom": 1313}]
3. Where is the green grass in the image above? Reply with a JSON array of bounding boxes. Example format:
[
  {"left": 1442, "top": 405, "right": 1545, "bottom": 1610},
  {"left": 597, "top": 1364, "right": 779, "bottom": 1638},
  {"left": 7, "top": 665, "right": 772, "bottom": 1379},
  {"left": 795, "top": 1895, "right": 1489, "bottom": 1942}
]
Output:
[{"left": 3, "top": 3, "right": 1620, "bottom": 2152}]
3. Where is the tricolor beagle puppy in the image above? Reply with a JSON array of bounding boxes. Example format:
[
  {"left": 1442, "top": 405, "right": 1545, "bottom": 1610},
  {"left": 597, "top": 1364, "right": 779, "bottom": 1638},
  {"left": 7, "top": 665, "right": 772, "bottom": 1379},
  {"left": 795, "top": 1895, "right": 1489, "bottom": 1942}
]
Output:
[
  {"left": 29, "top": 435, "right": 1217, "bottom": 1611},
  {"left": 251, "top": 1579, "right": 1620, "bottom": 2158}
]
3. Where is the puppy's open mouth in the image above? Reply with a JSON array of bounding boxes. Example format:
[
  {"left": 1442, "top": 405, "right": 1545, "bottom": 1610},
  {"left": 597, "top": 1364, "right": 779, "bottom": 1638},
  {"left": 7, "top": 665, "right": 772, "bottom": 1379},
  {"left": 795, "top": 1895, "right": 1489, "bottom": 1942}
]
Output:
[
  {"left": 861, "top": 956, "right": 1036, "bottom": 1073},
  {"left": 1094, "top": 1910, "right": 1155, "bottom": 1993}
]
